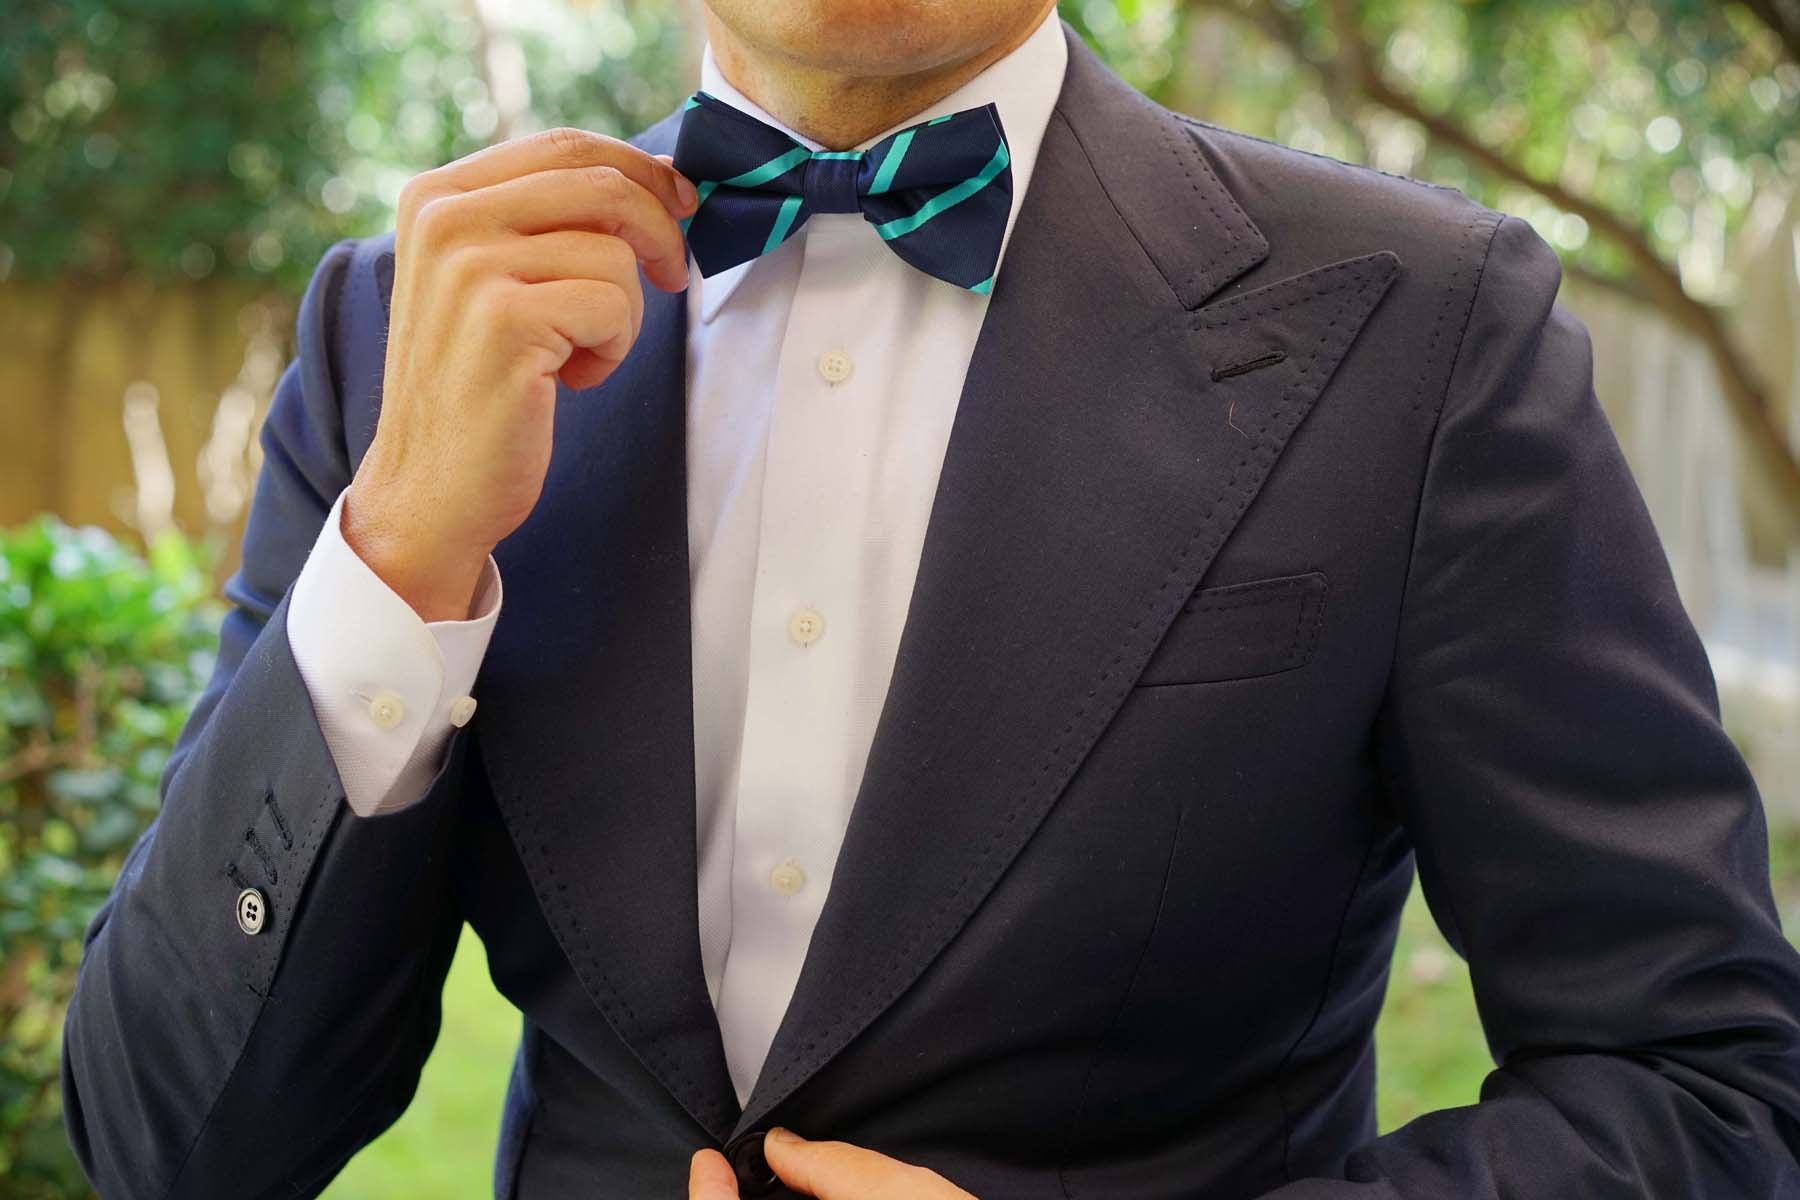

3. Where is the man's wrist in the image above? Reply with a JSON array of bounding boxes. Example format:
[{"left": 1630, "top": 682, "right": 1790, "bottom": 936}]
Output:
[{"left": 341, "top": 480, "right": 491, "bottom": 624}]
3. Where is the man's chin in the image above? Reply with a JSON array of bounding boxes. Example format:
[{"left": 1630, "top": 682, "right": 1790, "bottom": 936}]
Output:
[{"left": 703, "top": 0, "right": 1009, "bottom": 81}]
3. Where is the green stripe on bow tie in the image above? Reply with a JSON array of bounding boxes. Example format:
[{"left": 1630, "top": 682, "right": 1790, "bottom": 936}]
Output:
[
  {"left": 720, "top": 145, "right": 810, "bottom": 188},
  {"left": 869, "top": 129, "right": 915, "bottom": 196},
  {"left": 763, "top": 194, "right": 804, "bottom": 253},
  {"left": 873, "top": 141, "right": 1010, "bottom": 241}
]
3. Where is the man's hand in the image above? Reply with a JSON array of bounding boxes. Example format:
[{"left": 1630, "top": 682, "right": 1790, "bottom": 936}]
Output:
[
  {"left": 343, "top": 128, "right": 698, "bottom": 622},
  {"left": 689, "top": 1128, "right": 975, "bottom": 1199}
]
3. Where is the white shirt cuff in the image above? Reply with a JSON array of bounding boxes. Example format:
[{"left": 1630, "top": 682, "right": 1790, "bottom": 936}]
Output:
[{"left": 286, "top": 486, "right": 502, "bottom": 817}]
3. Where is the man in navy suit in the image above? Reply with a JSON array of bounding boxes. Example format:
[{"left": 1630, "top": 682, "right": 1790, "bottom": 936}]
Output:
[{"left": 62, "top": 0, "right": 1800, "bottom": 1196}]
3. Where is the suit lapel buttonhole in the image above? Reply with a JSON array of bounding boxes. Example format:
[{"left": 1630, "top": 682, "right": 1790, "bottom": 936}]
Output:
[{"left": 1210, "top": 350, "right": 1288, "bottom": 383}]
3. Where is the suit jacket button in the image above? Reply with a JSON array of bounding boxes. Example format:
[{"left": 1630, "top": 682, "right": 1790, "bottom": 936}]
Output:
[
  {"left": 723, "top": 1130, "right": 780, "bottom": 1197},
  {"left": 235, "top": 887, "right": 266, "bottom": 935}
]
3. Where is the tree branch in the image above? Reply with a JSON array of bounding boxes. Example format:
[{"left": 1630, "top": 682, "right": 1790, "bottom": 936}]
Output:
[
  {"left": 1733, "top": 0, "right": 1800, "bottom": 67},
  {"left": 1193, "top": 0, "right": 1800, "bottom": 526}
]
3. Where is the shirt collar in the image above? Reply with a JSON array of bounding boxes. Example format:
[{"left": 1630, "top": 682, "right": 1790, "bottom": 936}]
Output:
[{"left": 690, "top": 10, "right": 1069, "bottom": 323}]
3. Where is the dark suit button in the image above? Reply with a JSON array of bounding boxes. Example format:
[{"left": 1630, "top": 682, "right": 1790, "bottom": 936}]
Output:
[{"left": 723, "top": 1129, "right": 780, "bottom": 1197}]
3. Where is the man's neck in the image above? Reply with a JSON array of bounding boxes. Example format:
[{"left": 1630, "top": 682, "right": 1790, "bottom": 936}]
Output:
[{"left": 701, "top": 0, "right": 1058, "bottom": 150}]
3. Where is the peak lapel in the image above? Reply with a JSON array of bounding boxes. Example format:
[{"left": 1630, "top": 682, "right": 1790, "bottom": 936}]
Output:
[
  {"left": 473, "top": 273, "right": 741, "bottom": 1142},
  {"left": 733, "top": 26, "right": 1398, "bottom": 1133}
]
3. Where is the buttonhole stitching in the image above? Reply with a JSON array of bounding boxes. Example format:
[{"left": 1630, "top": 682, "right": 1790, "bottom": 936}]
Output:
[
  {"left": 1211, "top": 350, "right": 1287, "bottom": 382},
  {"left": 243, "top": 827, "right": 278, "bottom": 885},
  {"left": 263, "top": 791, "right": 294, "bottom": 850}
]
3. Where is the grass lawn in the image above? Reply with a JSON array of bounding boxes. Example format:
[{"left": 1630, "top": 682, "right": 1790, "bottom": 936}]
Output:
[{"left": 323, "top": 831, "right": 1800, "bottom": 1197}]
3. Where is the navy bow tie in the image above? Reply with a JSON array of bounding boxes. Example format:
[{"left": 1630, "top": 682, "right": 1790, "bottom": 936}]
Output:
[{"left": 670, "top": 91, "right": 1013, "bottom": 294}]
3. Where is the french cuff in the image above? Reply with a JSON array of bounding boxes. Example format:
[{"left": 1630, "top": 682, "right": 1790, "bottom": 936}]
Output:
[{"left": 286, "top": 486, "right": 503, "bottom": 818}]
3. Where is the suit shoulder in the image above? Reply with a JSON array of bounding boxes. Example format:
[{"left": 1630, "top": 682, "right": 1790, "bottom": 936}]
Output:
[
  {"left": 286, "top": 231, "right": 397, "bottom": 463},
  {"left": 1170, "top": 111, "right": 1507, "bottom": 281},
  {"left": 297, "top": 230, "right": 396, "bottom": 343},
  {"left": 1159, "top": 113, "right": 1573, "bottom": 430}
]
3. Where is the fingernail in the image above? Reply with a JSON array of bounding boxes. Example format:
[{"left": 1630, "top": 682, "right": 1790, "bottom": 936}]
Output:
[
  {"left": 768, "top": 1126, "right": 800, "bottom": 1144},
  {"left": 674, "top": 172, "right": 698, "bottom": 209}
]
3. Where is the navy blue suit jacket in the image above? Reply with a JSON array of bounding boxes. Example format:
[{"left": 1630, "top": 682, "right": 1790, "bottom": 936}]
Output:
[{"left": 63, "top": 22, "right": 1800, "bottom": 1199}]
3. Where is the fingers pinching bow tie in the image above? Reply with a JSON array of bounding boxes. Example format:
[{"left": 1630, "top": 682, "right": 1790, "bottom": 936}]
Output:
[{"left": 670, "top": 92, "right": 1013, "bottom": 293}]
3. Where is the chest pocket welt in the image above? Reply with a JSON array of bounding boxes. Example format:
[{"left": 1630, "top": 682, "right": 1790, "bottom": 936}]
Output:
[{"left": 1136, "top": 571, "right": 1329, "bottom": 687}]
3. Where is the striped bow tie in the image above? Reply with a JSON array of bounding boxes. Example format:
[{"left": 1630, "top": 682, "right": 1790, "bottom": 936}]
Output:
[{"left": 669, "top": 91, "right": 1013, "bottom": 294}]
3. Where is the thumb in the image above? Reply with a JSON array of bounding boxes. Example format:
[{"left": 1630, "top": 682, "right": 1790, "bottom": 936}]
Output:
[
  {"left": 689, "top": 1147, "right": 740, "bottom": 1200},
  {"left": 762, "top": 1127, "right": 920, "bottom": 1200}
]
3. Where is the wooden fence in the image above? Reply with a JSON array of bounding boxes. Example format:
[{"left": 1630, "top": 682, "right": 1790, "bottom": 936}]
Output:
[{"left": 0, "top": 280, "right": 287, "bottom": 581}]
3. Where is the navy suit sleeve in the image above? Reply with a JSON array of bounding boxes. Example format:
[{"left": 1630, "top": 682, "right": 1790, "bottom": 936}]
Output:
[
  {"left": 60, "top": 237, "right": 469, "bottom": 1199},
  {"left": 1261, "top": 215, "right": 1800, "bottom": 1197}
]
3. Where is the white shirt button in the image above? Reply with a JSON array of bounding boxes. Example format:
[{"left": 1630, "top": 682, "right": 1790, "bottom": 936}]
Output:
[
  {"left": 367, "top": 690, "right": 406, "bottom": 730},
  {"left": 448, "top": 695, "right": 478, "bottom": 728},
  {"left": 787, "top": 608, "right": 825, "bottom": 647},
  {"left": 769, "top": 861, "right": 807, "bottom": 896},
  {"left": 816, "top": 349, "right": 853, "bottom": 384}
]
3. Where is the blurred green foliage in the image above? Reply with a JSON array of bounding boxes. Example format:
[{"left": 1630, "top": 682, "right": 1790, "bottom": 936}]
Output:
[
  {"left": 1065, "top": 0, "right": 1799, "bottom": 297},
  {"left": 2, "top": 1, "right": 355, "bottom": 288},
  {"left": 0, "top": 519, "right": 219, "bottom": 1196},
  {"left": 0, "top": 0, "right": 690, "bottom": 291}
]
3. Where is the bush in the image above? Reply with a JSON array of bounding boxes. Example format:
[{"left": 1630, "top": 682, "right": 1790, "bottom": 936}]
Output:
[{"left": 0, "top": 516, "right": 221, "bottom": 1197}]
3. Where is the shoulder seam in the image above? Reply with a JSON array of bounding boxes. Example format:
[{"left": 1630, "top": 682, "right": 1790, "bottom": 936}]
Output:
[
  {"left": 1419, "top": 211, "right": 1509, "bottom": 422},
  {"left": 1169, "top": 111, "right": 1473, "bottom": 201}
]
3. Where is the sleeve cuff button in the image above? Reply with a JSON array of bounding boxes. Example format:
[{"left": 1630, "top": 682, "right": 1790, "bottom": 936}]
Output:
[
  {"left": 236, "top": 887, "right": 266, "bottom": 936},
  {"left": 449, "top": 695, "right": 477, "bottom": 728},
  {"left": 367, "top": 690, "right": 406, "bottom": 730}
]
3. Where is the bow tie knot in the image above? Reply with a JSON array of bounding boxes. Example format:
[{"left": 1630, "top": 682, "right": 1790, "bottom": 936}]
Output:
[
  {"left": 671, "top": 92, "right": 1013, "bottom": 293},
  {"left": 803, "top": 152, "right": 865, "bottom": 214}
]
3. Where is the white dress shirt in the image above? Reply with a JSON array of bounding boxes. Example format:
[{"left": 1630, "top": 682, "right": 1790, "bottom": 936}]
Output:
[{"left": 286, "top": 9, "right": 1068, "bottom": 1109}]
